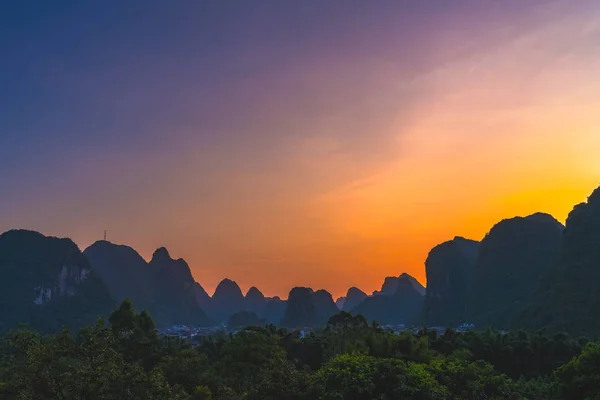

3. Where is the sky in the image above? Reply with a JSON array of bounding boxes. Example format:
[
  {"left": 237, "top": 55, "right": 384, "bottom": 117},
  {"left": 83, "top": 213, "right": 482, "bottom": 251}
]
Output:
[{"left": 1, "top": 1, "right": 599, "bottom": 299}]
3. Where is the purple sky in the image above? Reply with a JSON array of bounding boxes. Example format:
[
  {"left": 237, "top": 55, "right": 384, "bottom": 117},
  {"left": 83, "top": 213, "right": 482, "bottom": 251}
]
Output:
[{"left": 2, "top": 1, "right": 599, "bottom": 297}]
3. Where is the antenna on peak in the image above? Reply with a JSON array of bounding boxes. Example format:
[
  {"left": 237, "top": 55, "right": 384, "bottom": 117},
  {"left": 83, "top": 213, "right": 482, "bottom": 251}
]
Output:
[{"left": 104, "top": 230, "right": 107, "bottom": 241}]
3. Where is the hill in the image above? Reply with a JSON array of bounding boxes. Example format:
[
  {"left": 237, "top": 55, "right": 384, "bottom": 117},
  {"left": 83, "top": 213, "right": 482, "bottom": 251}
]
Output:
[
  {"left": 211, "top": 278, "right": 246, "bottom": 323},
  {"left": 0, "top": 230, "right": 115, "bottom": 332},
  {"left": 516, "top": 186, "right": 600, "bottom": 336},
  {"left": 341, "top": 287, "right": 367, "bottom": 311},
  {"left": 468, "top": 213, "right": 563, "bottom": 328},
  {"left": 350, "top": 274, "right": 424, "bottom": 325},
  {"left": 423, "top": 236, "right": 479, "bottom": 326},
  {"left": 84, "top": 241, "right": 213, "bottom": 327}
]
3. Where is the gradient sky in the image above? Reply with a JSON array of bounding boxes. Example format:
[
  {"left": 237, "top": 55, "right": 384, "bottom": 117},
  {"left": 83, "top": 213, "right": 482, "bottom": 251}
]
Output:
[{"left": 1, "top": 1, "right": 599, "bottom": 298}]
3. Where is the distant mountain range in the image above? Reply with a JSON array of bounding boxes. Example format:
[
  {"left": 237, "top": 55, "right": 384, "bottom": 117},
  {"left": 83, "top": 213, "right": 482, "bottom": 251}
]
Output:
[
  {"left": 3, "top": 184, "right": 600, "bottom": 336},
  {"left": 84, "top": 241, "right": 213, "bottom": 327}
]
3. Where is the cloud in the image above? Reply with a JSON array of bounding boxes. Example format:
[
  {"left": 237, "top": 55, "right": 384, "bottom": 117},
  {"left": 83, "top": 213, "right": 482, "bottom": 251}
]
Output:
[{"left": 257, "top": 257, "right": 286, "bottom": 262}]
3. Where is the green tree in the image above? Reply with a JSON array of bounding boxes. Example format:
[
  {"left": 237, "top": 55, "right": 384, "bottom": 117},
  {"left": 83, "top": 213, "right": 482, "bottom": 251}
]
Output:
[
  {"left": 159, "top": 348, "right": 209, "bottom": 395},
  {"left": 311, "top": 354, "right": 445, "bottom": 400},
  {"left": 0, "top": 321, "right": 185, "bottom": 399},
  {"left": 556, "top": 342, "right": 600, "bottom": 400},
  {"left": 207, "top": 327, "right": 288, "bottom": 395},
  {"left": 427, "top": 358, "right": 518, "bottom": 400},
  {"left": 109, "top": 299, "right": 160, "bottom": 369}
]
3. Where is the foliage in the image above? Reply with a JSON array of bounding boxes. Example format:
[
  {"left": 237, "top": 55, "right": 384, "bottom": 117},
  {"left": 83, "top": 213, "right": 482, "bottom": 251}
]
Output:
[
  {"left": 426, "top": 358, "right": 518, "bottom": 399},
  {"left": 0, "top": 302, "right": 596, "bottom": 399},
  {"left": 312, "top": 354, "right": 447, "bottom": 399},
  {"left": 555, "top": 342, "right": 600, "bottom": 400}
]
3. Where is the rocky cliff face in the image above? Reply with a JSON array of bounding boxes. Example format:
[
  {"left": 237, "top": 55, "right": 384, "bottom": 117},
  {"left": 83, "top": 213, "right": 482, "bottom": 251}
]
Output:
[
  {"left": 0, "top": 230, "right": 114, "bottom": 332},
  {"left": 341, "top": 287, "right": 367, "bottom": 311},
  {"left": 516, "top": 187, "right": 600, "bottom": 336},
  {"left": 423, "top": 236, "right": 479, "bottom": 326},
  {"left": 469, "top": 213, "right": 564, "bottom": 328},
  {"left": 351, "top": 274, "right": 424, "bottom": 325}
]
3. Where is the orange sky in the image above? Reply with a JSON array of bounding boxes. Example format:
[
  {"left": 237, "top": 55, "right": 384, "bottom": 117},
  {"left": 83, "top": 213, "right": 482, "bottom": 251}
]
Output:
[{"left": 2, "top": 1, "right": 599, "bottom": 298}]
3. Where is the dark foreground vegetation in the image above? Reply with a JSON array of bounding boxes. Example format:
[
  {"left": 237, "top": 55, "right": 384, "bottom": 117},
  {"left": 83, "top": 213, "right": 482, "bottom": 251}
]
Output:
[{"left": 1, "top": 301, "right": 598, "bottom": 400}]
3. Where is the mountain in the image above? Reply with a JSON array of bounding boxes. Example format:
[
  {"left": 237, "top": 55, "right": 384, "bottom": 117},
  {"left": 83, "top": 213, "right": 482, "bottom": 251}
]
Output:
[
  {"left": 313, "top": 289, "right": 339, "bottom": 326},
  {"left": 335, "top": 297, "right": 346, "bottom": 310},
  {"left": 245, "top": 286, "right": 267, "bottom": 315},
  {"left": 400, "top": 273, "right": 426, "bottom": 296},
  {"left": 263, "top": 296, "right": 286, "bottom": 325},
  {"left": 0, "top": 230, "right": 115, "bottom": 332},
  {"left": 516, "top": 187, "right": 600, "bottom": 336},
  {"left": 280, "top": 287, "right": 339, "bottom": 328},
  {"left": 376, "top": 276, "right": 401, "bottom": 296},
  {"left": 281, "top": 287, "right": 317, "bottom": 328},
  {"left": 83, "top": 240, "right": 153, "bottom": 310},
  {"left": 194, "top": 282, "right": 212, "bottom": 311},
  {"left": 227, "top": 310, "right": 263, "bottom": 330},
  {"left": 350, "top": 274, "right": 424, "bottom": 325},
  {"left": 342, "top": 287, "right": 367, "bottom": 311},
  {"left": 423, "top": 236, "right": 479, "bottom": 326},
  {"left": 373, "top": 274, "right": 425, "bottom": 297},
  {"left": 147, "top": 247, "right": 213, "bottom": 327},
  {"left": 211, "top": 278, "right": 246, "bottom": 323},
  {"left": 150, "top": 247, "right": 194, "bottom": 284},
  {"left": 468, "top": 213, "right": 564, "bottom": 329},
  {"left": 84, "top": 242, "right": 213, "bottom": 327}
]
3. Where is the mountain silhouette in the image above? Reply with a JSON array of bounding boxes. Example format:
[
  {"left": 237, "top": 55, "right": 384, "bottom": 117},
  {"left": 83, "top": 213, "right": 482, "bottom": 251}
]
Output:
[
  {"left": 194, "top": 282, "right": 212, "bottom": 311},
  {"left": 83, "top": 240, "right": 154, "bottom": 311},
  {"left": 516, "top": 186, "right": 600, "bottom": 336},
  {"left": 351, "top": 274, "right": 424, "bottom": 325},
  {"left": 211, "top": 278, "right": 246, "bottom": 323},
  {"left": 313, "top": 289, "right": 339, "bottom": 326},
  {"left": 11, "top": 192, "right": 600, "bottom": 335},
  {"left": 227, "top": 310, "right": 263, "bottom": 330},
  {"left": 263, "top": 296, "right": 286, "bottom": 325},
  {"left": 341, "top": 287, "right": 367, "bottom": 311},
  {"left": 146, "top": 247, "right": 213, "bottom": 326},
  {"left": 468, "top": 213, "right": 564, "bottom": 328},
  {"left": 281, "top": 287, "right": 316, "bottom": 328},
  {"left": 84, "top": 241, "right": 213, "bottom": 327},
  {"left": 0, "top": 230, "right": 114, "bottom": 332},
  {"left": 423, "top": 236, "right": 479, "bottom": 326},
  {"left": 373, "top": 273, "right": 425, "bottom": 296},
  {"left": 245, "top": 286, "right": 267, "bottom": 315}
]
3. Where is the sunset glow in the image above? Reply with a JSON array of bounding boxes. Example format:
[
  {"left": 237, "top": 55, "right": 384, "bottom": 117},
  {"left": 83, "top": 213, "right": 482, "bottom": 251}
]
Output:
[{"left": 1, "top": 1, "right": 599, "bottom": 298}]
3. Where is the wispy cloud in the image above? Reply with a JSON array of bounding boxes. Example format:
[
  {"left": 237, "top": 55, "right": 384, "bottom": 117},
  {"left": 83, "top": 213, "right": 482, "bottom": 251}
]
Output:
[{"left": 257, "top": 257, "right": 286, "bottom": 262}]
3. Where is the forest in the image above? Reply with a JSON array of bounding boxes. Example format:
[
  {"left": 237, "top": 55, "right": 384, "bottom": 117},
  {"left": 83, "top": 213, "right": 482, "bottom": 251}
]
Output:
[{"left": 1, "top": 300, "right": 598, "bottom": 400}]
